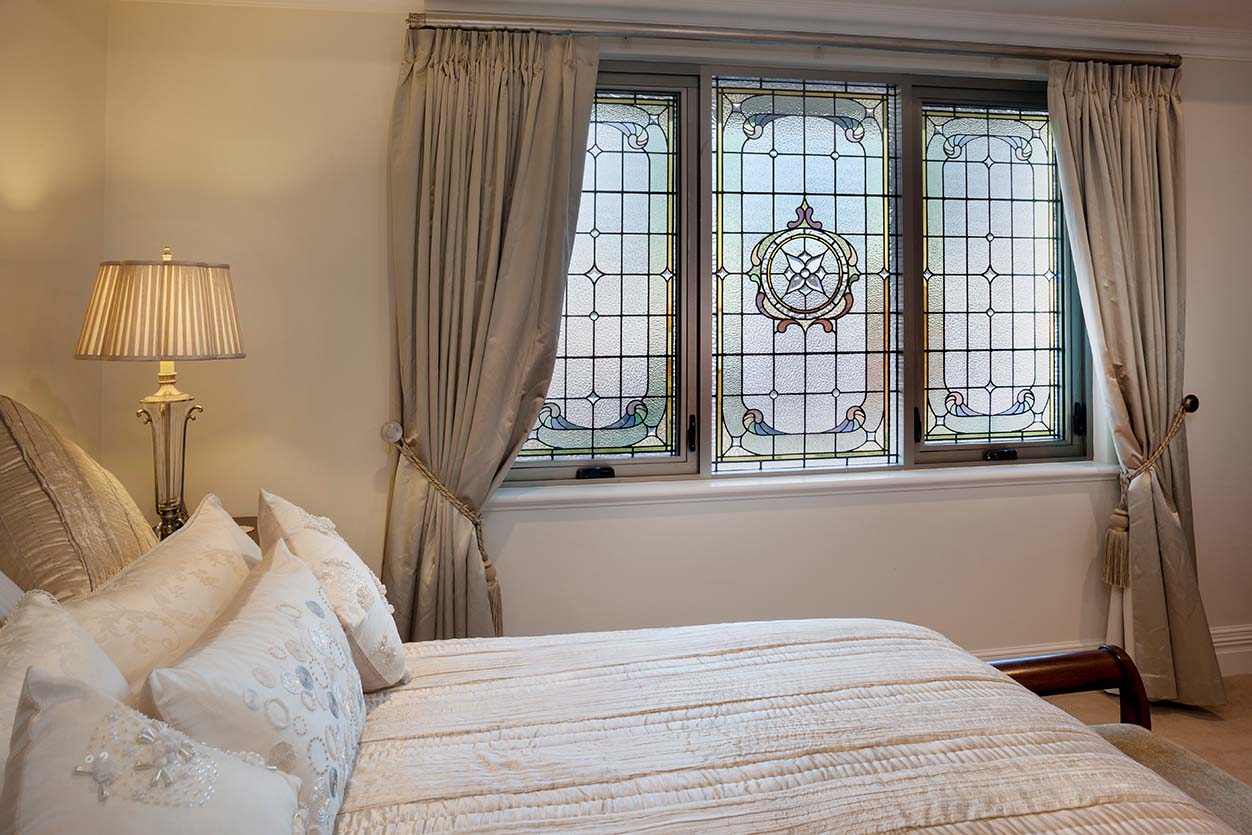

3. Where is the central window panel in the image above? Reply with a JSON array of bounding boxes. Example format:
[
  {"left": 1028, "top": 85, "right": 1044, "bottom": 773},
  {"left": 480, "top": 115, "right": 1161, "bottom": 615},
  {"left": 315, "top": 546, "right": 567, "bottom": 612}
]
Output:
[{"left": 713, "top": 77, "right": 901, "bottom": 472}]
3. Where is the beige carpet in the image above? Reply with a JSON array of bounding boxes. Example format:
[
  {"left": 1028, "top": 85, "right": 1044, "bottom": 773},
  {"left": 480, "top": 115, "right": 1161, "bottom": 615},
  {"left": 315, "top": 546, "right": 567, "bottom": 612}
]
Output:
[{"left": 1049, "top": 674, "right": 1252, "bottom": 785}]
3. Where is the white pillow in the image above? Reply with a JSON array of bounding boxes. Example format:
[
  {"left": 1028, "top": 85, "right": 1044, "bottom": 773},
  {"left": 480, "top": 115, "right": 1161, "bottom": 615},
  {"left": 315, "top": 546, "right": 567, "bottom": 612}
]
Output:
[
  {"left": 0, "top": 670, "right": 305, "bottom": 835},
  {"left": 258, "top": 489, "right": 405, "bottom": 691},
  {"left": 149, "top": 540, "right": 365, "bottom": 834},
  {"left": 64, "top": 494, "right": 261, "bottom": 698},
  {"left": 0, "top": 590, "right": 131, "bottom": 787},
  {"left": 0, "top": 569, "right": 22, "bottom": 622}
]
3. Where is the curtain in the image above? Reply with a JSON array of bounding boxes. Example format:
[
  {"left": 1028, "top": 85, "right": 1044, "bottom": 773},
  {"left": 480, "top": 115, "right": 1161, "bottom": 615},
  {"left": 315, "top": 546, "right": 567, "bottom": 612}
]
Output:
[
  {"left": 1049, "top": 61, "right": 1224, "bottom": 705},
  {"left": 383, "top": 27, "right": 599, "bottom": 640}
]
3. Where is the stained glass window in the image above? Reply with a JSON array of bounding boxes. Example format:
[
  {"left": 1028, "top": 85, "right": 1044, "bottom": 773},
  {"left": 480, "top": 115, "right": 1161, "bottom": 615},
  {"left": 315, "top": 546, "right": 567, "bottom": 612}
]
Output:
[
  {"left": 713, "top": 77, "right": 900, "bottom": 472},
  {"left": 921, "top": 104, "right": 1064, "bottom": 444},
  {"left": 518, "top": 90, "right": 681, "bottom": 461}
]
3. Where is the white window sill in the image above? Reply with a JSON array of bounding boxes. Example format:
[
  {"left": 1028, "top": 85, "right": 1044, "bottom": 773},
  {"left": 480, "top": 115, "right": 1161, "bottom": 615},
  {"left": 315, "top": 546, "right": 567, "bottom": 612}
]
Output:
[{"left": 489, "top": 461, "right": 1121, "bottom": 512}]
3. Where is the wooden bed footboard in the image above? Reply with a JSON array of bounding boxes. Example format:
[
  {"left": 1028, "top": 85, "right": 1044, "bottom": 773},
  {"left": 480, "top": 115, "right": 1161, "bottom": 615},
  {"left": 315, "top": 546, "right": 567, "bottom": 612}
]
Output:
[{"left": 989, "top": 645, "right": 1151, "bottom": 730}]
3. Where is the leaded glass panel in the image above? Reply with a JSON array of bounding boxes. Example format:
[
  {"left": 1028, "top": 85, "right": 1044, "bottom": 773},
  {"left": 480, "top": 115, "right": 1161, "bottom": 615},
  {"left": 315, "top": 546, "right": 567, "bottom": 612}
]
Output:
[
  {"left": 921, "top": 104, "right": 1063, "bottom": 444},
  {"left": 713, "top": 77, "right": 901, "bottom": 471},
  {"left": 519, "top": 91, "right": 681, "bottom": 461}
]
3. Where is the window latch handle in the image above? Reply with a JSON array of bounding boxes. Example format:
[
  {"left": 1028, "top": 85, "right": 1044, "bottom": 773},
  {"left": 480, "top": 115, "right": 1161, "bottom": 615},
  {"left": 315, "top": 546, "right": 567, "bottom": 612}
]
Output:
[
  {"left": 1072, "top": 401, "right": 1087, "bottom": 437},
  {"left": 687, "top": 414, "right": 697, "bottom": 453},
  {"left": 913, "top": 407, "right": 922, "bottom": 444}
]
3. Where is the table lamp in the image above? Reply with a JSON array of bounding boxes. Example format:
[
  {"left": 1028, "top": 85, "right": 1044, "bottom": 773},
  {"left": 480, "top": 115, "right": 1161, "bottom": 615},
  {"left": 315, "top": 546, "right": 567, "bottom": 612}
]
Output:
[{"left": 75, "top": 247, "right": 244, "bottom": 538}]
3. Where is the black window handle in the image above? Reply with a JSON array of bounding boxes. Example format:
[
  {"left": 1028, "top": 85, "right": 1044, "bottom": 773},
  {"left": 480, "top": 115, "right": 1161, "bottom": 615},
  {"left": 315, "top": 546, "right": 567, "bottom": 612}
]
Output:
[
  {"left": 687, "top": 414, "right": 697, "bottom": 453},
  {"left": 913, "top": 407, "right": 922, "bottom": 444}
]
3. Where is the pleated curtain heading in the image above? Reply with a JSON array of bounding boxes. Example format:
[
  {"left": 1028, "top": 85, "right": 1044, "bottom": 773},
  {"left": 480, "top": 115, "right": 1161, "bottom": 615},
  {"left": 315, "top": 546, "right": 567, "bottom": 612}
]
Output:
[{"left": 75, "top": 260, "right": 244, "bottom": 361}]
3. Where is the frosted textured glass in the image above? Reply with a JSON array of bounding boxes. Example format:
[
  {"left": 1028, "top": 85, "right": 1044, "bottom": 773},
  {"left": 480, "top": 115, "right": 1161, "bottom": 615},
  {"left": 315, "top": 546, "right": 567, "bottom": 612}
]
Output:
[
  {"left": 714, "top": 76, "right": 900, "bottom": 471},
  {"left": 922, "top": 104, "right": 1063, "bottom": 444},
  {"left": 521, "top": 91, "right": 681, "bottom": 461}
]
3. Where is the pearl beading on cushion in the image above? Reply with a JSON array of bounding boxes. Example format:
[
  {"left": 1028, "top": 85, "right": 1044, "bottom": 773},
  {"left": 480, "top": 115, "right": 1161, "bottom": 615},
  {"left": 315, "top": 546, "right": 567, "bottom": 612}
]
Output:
[{"left": 72, "top": 709, "right": 224, "bottom": 807}]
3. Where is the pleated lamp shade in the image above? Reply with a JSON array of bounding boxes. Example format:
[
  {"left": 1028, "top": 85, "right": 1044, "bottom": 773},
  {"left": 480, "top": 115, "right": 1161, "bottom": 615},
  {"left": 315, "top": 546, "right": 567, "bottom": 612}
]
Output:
[{"left": 75, "top": 260, "right": 245, "bottom": 360}]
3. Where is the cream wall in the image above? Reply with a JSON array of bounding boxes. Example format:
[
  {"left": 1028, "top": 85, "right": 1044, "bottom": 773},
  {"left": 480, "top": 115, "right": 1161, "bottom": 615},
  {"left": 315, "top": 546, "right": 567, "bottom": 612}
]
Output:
[
  {"left": 81, "top": 2, "right": 1252, "bottom": 659},
  {"left": 0, "top": 0, "right": 109, "bottom": 453},
  {"left": 1181, "top": 58, "right": 1252, "bottom": 638},
  {"left": 100, "top": 1, "right": 403, "bottom": 554}
]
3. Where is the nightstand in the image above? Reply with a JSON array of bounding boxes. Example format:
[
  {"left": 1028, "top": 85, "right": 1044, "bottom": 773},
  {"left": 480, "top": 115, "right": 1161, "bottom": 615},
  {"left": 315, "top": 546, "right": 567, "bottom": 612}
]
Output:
[{"left": 233, "top": 515, "right": 259, "bottom": 546}]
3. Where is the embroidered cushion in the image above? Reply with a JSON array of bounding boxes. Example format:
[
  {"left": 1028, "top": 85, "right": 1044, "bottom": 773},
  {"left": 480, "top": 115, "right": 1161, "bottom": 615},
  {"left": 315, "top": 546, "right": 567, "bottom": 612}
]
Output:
[
  {"left": 0, "top": 670, "right": 305, "bottom": 835},
  {"left": 148, "top": 540, "right": 366, "bottom": 834},
  {"left": 0, "top": 395, "right": 157, "bottom": 599},
  {"left": 0, "top": 590, "right": 130, "bottom": 788},
  {"left": 64, "top": 494, "right": 261, "bottom": 698},
  {"left": 258, "top": 490, "right": 405, "bottom": 692}
]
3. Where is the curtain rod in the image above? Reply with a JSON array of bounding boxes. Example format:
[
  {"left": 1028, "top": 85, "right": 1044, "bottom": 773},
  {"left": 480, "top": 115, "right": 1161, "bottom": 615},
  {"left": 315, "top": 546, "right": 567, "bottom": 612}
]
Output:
[{"left": 407, "top": 12, "right": 1181, "bottom": 68}]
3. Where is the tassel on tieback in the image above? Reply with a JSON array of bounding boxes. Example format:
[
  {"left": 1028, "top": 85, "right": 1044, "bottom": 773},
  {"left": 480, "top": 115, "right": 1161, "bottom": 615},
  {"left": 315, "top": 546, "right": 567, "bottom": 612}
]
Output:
[
  {"left": 1103, "top": 504, "right": 1130, "bottom": 589},
  {"left": 381, "top": 421, "right": 503, "bottom": 637},
  {"left": 1102, "top": 395, "right": 1198, "bottom": 591}
]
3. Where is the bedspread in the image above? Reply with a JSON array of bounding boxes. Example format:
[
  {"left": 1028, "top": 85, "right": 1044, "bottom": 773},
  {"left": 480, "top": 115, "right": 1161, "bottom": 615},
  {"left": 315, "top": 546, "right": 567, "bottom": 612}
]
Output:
[{"left": 336, "top": 619, "right": 1234, "bottom": 834}]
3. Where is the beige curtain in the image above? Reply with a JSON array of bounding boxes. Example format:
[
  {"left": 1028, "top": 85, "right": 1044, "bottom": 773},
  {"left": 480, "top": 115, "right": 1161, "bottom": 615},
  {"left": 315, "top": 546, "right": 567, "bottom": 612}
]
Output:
[
  {"left": 382, "top": 28, "right": 599, "bottom": 640},
  {"left": 1049, "top": 61, "right": 1224, "bottom": 705}
]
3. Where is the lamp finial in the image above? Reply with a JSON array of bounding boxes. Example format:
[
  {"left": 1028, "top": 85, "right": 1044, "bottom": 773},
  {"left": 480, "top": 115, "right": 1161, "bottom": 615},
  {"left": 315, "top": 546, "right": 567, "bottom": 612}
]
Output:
[{"left": 162, "top": 246, "right": 172, "bottom": 262}]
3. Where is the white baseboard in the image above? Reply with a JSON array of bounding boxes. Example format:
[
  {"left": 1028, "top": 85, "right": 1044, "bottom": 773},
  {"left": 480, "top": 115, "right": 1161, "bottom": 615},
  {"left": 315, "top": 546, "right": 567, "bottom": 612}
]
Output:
[
  {"left": 1211, "top": 624, "right": 1252, "bottom": 677},
  {"left": 971, "top": 624, "right": 1252, "bottom": 678}
]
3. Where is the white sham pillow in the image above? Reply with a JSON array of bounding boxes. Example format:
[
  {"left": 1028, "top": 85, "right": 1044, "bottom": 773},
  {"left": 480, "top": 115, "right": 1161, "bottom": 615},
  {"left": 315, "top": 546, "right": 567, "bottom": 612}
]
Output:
[
  {"left": 149, "top": 540, "right": 366, "bottom": 835},
  {"left": 258, "top": 489, "right": 405, "bottom": 691},
  {"left": 0, "top": 590, "right": 131, "bottom": 788},
  {"left": 64, "top": 493, "right": 261, "bottom": 699},
  {"left": 0, "top": 670, "right": 305, "bottom": 835}
]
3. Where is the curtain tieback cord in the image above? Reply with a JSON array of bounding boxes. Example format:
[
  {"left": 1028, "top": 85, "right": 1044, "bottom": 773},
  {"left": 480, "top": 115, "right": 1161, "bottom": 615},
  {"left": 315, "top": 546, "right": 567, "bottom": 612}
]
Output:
[
  {"left": 1104, "top": 394, "right": 1199, "bottom": 589},
  {"left": 381, "top": 422, "right": 502, "bottom": 635}
]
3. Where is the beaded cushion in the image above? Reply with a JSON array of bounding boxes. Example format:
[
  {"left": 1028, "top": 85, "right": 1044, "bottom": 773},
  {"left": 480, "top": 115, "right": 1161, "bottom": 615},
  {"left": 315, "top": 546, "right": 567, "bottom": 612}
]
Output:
[
  {"left": 258, "top": 490, "right": 406, "bottom": 692},
  {"left": 0, "top": 670, "right": 304, "bottom": 834},
  {"left": 64, "top": 494, "right": 261, "bottom": 700},
  {"left": 148, "top": 540, "right": 366, "bottom": 835},
  {"left": 0, "top": 590, "right": 131, "bottom": 788}
]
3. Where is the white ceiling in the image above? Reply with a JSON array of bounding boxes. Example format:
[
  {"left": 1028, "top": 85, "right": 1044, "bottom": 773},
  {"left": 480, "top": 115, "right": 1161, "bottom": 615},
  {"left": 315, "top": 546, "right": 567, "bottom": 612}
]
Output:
[{"left": 134, "top": 0, "right": 1252, "bottom": 56}]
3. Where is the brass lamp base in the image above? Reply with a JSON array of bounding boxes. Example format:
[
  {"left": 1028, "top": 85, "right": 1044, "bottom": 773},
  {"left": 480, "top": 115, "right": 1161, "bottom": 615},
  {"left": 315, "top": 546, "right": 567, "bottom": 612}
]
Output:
[{"left": 137, "top": 360, "right": 202, "bottom": 539}]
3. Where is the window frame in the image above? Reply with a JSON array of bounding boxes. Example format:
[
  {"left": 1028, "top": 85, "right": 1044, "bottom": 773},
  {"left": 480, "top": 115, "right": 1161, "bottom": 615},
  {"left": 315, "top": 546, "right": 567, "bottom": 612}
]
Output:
[
  {"left": 509, "top": 70, "right": 702, "bottom": 482},
  {"left": 905, "top": 78, "right": 1090, "bottom": 467},
  {"left": 507, "top": 64, "right": 1088, "bottom": 485}
]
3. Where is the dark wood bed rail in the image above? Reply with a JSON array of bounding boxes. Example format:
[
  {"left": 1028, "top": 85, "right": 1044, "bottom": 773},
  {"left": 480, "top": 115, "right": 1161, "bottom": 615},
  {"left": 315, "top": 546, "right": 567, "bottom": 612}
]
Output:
[{"left": 990, "top": 644, "right": 1151, "bottom": 730}]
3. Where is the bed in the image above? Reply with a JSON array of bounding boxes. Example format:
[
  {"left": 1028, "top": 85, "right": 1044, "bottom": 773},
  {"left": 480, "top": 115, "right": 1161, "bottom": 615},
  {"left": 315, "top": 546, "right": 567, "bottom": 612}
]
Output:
[
  {"left": 338, "top": 618, "right": 1236, "bottom": 834},
  {"left": 0, "top": 395, "right": 1239, "bottom": 833}
]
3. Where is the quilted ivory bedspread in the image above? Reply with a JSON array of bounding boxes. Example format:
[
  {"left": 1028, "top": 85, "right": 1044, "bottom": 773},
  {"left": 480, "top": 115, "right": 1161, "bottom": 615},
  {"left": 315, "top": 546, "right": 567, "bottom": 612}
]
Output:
[{"left": 336, "top": 619, "right": 1235, "bottom": 834}]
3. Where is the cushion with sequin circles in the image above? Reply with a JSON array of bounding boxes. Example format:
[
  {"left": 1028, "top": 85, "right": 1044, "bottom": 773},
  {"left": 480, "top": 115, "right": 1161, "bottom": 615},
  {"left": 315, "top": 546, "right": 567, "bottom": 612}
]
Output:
[
  {"left": 0, "top": 670, "right": 304, "bottom": 834},
  {"left": 0, "top": 590, "right": 130, "bottom": 789},
  {"left": 147, "top": 540, "right": 366, "bottom": 835},
  {"left": 258, "top": 490, "right": 406, "bottom": 692}
]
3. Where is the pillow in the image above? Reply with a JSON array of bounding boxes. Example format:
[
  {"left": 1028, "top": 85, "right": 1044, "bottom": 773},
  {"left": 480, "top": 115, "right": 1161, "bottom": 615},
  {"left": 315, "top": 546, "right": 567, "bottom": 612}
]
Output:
[
  {"left": 149, "top": 540, "right": 366, "bottom": 834},
  {"left": 0, "top": 590, "right": 130, "bottom": 787},
  {"left": 0, "top": 395, "right": 157, "bottom": 599},
  {"left": 64, "top": 494, "right": 261, "bottom": 698},
  {"left": 0, "top": 670, "right": 305, "bottom": 835},
  {"left": 258, "top": 490, "right": 405, "bottom": 691},
  {"left": 0, "top": 570, "right": 23, "bottom": 623}
]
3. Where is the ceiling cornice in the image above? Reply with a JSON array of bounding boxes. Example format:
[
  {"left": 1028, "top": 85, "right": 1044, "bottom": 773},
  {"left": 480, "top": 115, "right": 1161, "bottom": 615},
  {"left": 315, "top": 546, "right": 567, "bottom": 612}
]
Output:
[{"left": 122, "top": 0, "right": 1252, "bottom": 61}]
